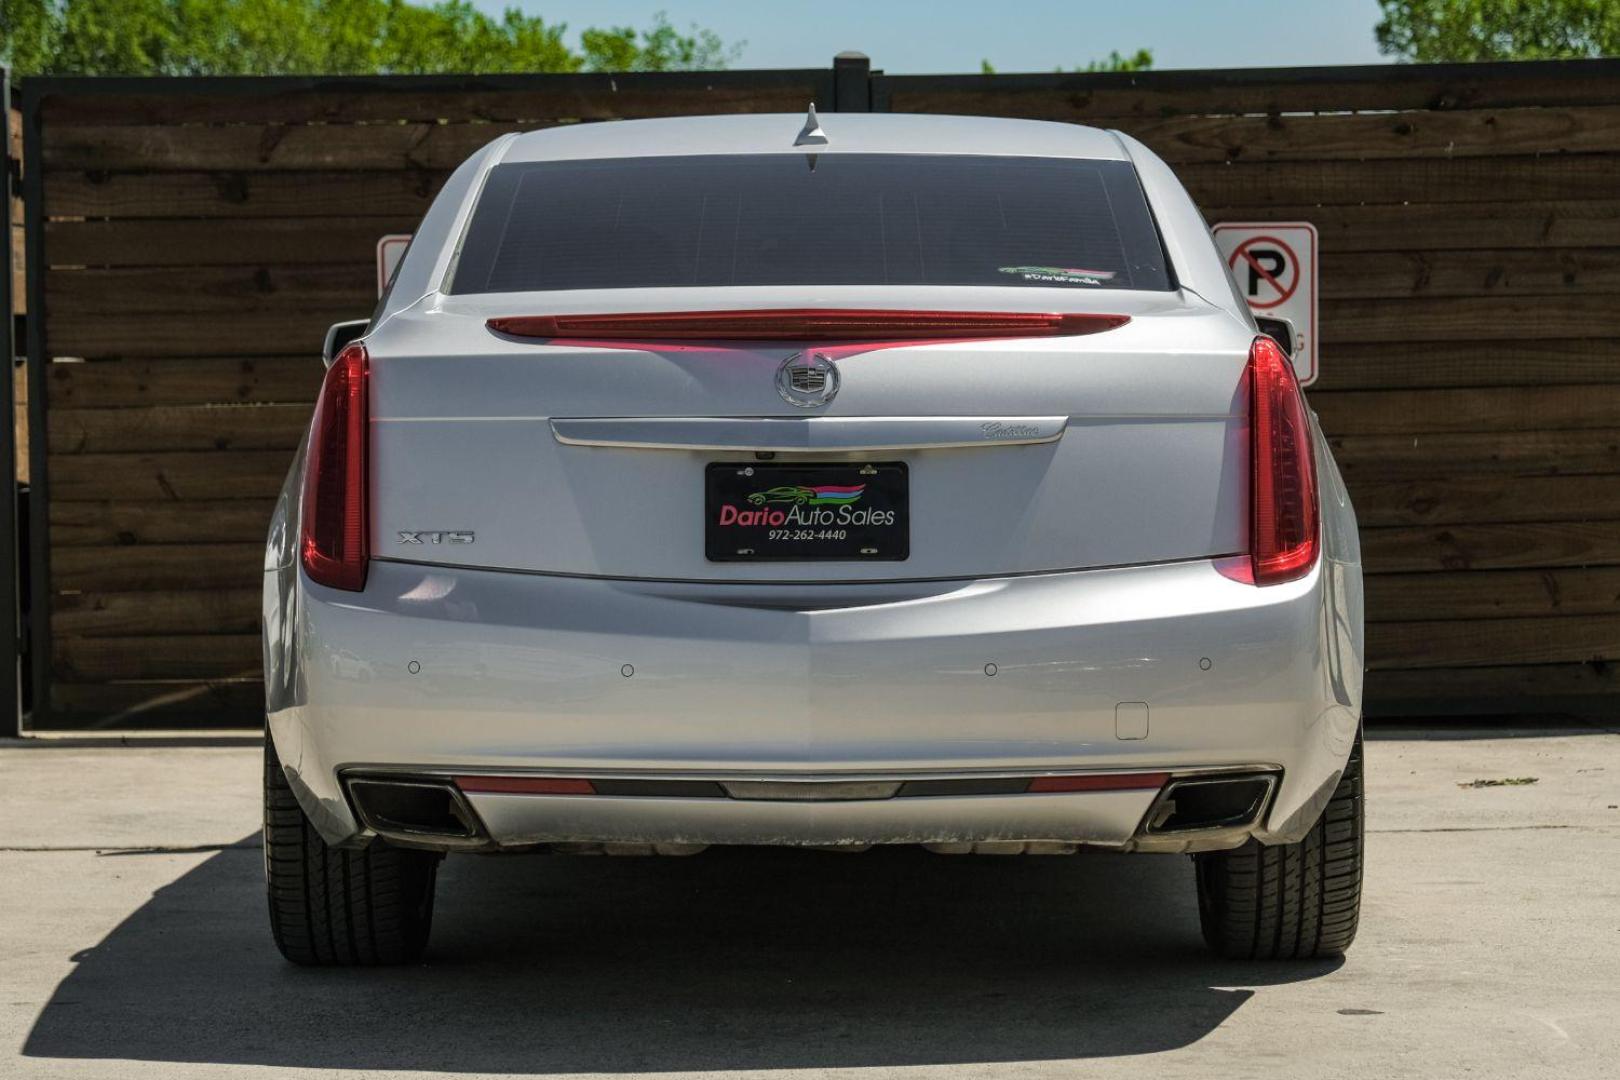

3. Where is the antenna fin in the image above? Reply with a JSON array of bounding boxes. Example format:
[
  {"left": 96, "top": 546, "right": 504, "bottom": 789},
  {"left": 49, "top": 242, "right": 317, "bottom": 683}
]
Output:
[{"left": 794, "top": 104, "right": 829, "bottom": 146}]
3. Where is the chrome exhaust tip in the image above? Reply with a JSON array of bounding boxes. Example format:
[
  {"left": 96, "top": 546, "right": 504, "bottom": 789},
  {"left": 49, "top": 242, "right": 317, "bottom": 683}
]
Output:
[
  {"left": 345, "top": 776, "right": 489, "bottom": 848},
  {"left": 1143, "top": 772, "right": 1278, "bottom": 835}
]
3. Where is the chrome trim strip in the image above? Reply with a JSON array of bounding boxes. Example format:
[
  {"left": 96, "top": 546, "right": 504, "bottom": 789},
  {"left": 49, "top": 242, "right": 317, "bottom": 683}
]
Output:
[
  {"left": 550, "top": 416, "right": 1068, "bottom": 451},
  {"left": 368, "top": 550, "right": 1245, "bottom": 586},
  {"left": 721, "top": 779, "right": 905, "bottom": 801},
  {"left": 340, "top": 762, "right": 1278, "bottom": 785}
]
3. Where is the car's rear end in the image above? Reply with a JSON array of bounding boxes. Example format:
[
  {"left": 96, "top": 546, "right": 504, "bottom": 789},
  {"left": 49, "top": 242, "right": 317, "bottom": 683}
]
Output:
[{"left": 263, "top": 114, "right": 1364, "bottom": 966}]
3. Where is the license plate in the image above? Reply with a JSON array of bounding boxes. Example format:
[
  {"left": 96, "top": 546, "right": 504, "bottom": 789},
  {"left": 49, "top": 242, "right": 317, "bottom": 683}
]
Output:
[{"left": 706, "top": 462, "right": 909, "bottom": 561}]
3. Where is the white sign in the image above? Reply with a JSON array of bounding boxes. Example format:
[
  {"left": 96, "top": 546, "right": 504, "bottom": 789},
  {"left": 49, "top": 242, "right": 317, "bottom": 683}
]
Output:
[
  {"left": 1212, "top": 222, "right": 1318, "bottom": 386},
  {"left": 377, "top": 234, "right": 412, "bottom": 296}
]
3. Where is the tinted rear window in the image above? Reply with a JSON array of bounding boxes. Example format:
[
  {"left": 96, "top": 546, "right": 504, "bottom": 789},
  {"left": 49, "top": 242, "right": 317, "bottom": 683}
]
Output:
[{"left": 448, "top": 153, "right": 1171, "bottom": 294}]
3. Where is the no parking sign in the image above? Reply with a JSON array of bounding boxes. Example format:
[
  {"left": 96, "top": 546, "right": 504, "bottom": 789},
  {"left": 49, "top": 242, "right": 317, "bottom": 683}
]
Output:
[
  {"left": 1213, "top": 222, "right": 1318, "bottom": 385},
  {"left": 377, "top": 234, "right": 412, "bottom": 295}
]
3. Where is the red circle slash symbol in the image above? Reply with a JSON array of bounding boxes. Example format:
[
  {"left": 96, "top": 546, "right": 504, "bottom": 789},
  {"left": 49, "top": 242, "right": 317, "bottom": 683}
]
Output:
[{"left": 1228, "top": 235, "right": 1300, "bottom": 311}]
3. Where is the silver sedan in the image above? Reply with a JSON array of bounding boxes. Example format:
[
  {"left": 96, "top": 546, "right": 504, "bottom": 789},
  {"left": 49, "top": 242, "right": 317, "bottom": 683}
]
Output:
[{"left": 262, "top": 112, "right": 1365, "bottom": 966}]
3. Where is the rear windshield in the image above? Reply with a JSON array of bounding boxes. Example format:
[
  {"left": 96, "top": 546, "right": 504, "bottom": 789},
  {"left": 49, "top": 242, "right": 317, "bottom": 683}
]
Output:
[{"left": 447, "top": 153, "right": 1172, "bottom": 294}]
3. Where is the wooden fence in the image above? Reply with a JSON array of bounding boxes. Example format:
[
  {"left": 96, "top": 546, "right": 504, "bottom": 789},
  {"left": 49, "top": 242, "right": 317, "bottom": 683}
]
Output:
[{"left": 17, "top": 56, "right": 1620, "bottom": 727}]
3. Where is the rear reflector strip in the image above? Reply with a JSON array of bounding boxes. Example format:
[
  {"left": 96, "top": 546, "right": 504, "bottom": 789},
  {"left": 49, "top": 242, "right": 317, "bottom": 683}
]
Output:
[
  {"left": 1026, "top": 772, "right": 1171, "bottom": 793},
  {"left": 488, "top": 309, "right": 1130, "bottom": 341},
  {"left": 453, "top": 773, "right": 1170, "bottom": 797},
  {"left": 454, "top": 776, "right": 596, "bottom": 795}
]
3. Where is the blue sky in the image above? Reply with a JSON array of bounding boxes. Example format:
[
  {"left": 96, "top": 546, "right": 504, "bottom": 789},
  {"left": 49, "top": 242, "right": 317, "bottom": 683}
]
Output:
[{"left": 474, "top": 0, "right": 1390, "bottom": 72}]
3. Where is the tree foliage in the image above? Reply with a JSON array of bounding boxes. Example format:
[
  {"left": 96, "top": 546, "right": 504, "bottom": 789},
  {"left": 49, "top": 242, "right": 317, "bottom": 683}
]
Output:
[
  {"left": 978, "top": 47, "right": 1154, "bottom": 75},
  {"left": 1376, "top": 0, "right": 1620, "bottom": 61},
  {"left": 1080, "top": 47, "right": 1154, "bottom": 72},
  {"left": 0, "top": 0, "right": 740, "bottom": 75}
]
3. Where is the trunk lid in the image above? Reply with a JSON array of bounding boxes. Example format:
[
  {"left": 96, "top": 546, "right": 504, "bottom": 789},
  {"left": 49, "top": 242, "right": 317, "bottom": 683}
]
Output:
[{"left": 368, "top": 290, "right": 1251, "bottom": 582}]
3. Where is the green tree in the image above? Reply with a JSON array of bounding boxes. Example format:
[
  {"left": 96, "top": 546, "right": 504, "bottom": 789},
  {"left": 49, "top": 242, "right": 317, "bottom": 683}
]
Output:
[
  {"left": 0, "top": 0, "right": 737, "bottom": 74},
  {"left": 978, "top": 48, "right": 1154, "bottom": 75},
  {"left": 1080, "top": 47, "right": 1154, "bottom": 72},
  {"left": 581, "top": 12, "right": 739, "bottom": 71},
  {"left": 1375, "top": 0, "right": 1620, "bottom": 61}
]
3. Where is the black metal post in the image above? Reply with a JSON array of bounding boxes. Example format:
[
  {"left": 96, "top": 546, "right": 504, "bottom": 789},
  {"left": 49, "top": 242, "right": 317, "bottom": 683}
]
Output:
[
  {"left": 0, "top": 69, "right": 16, "bottom": 736},
  {"left": 21, "top": 82, "right": 48, "bottom": 731},
  {"left": 831, "top": 51, "right": 871, "bottom": 112}
]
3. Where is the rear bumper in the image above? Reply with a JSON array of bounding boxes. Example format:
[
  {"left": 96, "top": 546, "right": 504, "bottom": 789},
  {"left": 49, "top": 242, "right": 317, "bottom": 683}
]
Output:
[
  {"left": 474, "top": 787, "right": 1158, "bottom": 848},
  {"left": 266, "top": 554, "right": 1362, "bottom": 852}
]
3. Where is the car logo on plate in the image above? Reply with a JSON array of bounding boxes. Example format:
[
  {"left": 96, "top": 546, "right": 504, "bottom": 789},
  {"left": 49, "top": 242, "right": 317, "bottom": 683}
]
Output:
[{"left": 776, "top": 352, "right": 839, "bottom": 408}]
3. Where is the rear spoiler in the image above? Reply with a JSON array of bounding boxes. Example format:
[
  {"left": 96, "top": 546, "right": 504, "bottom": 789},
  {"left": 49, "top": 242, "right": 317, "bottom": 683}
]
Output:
[{"left": 487, "top": 309, "right": 1130, "bottom": 341}]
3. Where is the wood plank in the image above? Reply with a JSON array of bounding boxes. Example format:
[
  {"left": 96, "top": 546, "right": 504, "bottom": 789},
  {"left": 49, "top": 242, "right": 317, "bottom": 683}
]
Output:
[
  {"left": 47, "top": 169, "right": 448, "bottom": 219},
  {"left": 53, "top": 292, "right": 1620, "bottom": 357},
  {"left": 1364, "top": 662, "right": 1620, "bottom": 712},
  {"left": 53, "top": 634, "right": 263, "bottom": 681},
  {"left": 1367, "top": 614, "right": 1620, "bottom": 669},
  {"left": 43, "top": 122, "right": 531, "bottom": 172},
  {"left": 55, "top": 106, "right": 1620, "bottom": 172},
  {"left": 47, "top": 266, "right": 375, "bottom": 317},
  {"left": 45, "top": 218, "right": 414, "bottom": 267},
  {"left": 1312, "top": 340, "right": 1620, "bottom": 392},
  {"left": 875, "top": 61, "right": 1620, "bottom": 120},
  {"left": 1362, "top": 521, "right": 1620, "bottom": 573},
  {"left": 11, "top": 223, "right": 22, "bottom": 315},
  {"left": 41, "top": 203, "right": 1620, "bottom": 271},
  {"left": 52, "top": 543, "right": 262, "bottom": 591},
  {"left": 1365, "top": 568, "right": 1620, "bottom": 622},
  {"left": 1351, "top": 473, "right": 1620, "bottom": 527},
  {"left": 1319, "top": 295, "right": 1620, "bottom": 344},
  {"left": 1329, "top": 429, "right": 1620, "bottom": 479},
  {"left": 67, "top": 245, "right": 1620, "bottom": 310},
  {"left": 48, "top": 679, "right": 264, "bottom": 725},
  {"left": 1184, "top": 155, "right": 1620, "bottom": 209},
  {"left": 54, "top": 589, "right": 260, "bottom": 637},
  {"left": 51, "top": 500, "right": 278, "bottom": 546},
  {"left": 48, "top": 307, "right": 363, "bottom": 358},
  {"left": 50, "top": 404, "right": 309, "bottom": 454},
  {"left": 14, "top": 365, "right": 28, "bottom": 485},
  {"left": 1202, "top": 201, "right": 1620, "bottom": 252},
  {"left": 38, "top": 72, "right": 834, "bottom": 125},
  {"left": 43, "top": 278, "right": 1620, "bottom": 361},
  {"left": 46, "top": 357, "right": 320, "bottom": 408},
  {"left": 55, "top": 159, "right": 1619, "bottom": 222},
  {"left": 1320, "top": 248, "right": 1620, "bottom": 300},
  {"left": 1123, "top": 104, "right": 1620, "bottom": 163},
  {"left": 50, "top": 450, "right": 292, "bottom": 500},
  {"left": 1311, "top": 386, "right": 1620, "bottom": 435}
]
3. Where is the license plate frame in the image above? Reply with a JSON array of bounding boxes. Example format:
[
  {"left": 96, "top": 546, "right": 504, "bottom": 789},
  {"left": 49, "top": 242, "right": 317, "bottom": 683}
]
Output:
[{"left": 705, "top": 462, "right": 910, "bottom": 562}]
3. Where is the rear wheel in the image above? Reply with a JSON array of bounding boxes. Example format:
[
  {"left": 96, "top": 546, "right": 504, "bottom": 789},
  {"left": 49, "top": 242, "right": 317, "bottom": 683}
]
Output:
[
  {"left": 263, "top": 739, "right": 440, "bottom": 966},
  {"left": 1194, "top": 733, "right": 1364, "bottom": 959}
]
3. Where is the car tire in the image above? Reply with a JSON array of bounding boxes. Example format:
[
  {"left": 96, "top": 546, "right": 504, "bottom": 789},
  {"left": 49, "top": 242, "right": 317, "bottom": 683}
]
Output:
[
  {"left": 1194, "top": 732, "right": 1364, "bottom": 960},
  {"left": 263, "top": 739, "right": 439, "bottom": 966}
]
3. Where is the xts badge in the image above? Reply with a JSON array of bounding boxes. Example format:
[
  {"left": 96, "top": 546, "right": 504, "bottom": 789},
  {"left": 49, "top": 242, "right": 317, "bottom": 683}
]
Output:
[{"left": 397, "top": 531, "right": 475, "bottom": 545}]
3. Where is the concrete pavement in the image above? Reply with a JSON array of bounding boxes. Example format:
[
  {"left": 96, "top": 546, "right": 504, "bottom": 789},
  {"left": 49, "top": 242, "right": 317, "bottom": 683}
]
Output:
[{"left": 2, "top": 725, "right": 1617, "bottom": 1079}]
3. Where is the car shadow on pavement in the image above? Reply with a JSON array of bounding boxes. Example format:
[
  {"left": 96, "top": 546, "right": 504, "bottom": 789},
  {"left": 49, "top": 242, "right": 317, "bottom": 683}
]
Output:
[{"left": 24, "top": 839, "right": 1339, "bottom": 1072}]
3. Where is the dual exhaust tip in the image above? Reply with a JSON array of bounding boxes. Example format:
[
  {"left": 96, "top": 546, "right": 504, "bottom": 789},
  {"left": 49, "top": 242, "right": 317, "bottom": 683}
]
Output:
[
  {"left": 346, "top": 778, "right": 488, "bottom": 848},
  {"left": 346, "top": 769, "right": 1279, "bottom": 848},
  {"left": 1143, "top": 773, "right": 1278, "bottom": 835}
]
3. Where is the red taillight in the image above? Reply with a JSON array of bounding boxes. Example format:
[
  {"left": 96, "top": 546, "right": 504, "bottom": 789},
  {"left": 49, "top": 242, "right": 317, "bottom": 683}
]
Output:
[
  {"left": 1248, "top": 335, "right": 1319, "bottom": 585},
  {"left": 487, "top": 309, "right": 1130, "bottom": 341},
  {"left": 1027, "top": 772, "right": 1171, "bottom": 793},
  {"left": 454, "top": 776, "right": 596, "bottom": 795},
  {"left": 301, "top": 343, "right": 369, "bottom": 592}
]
